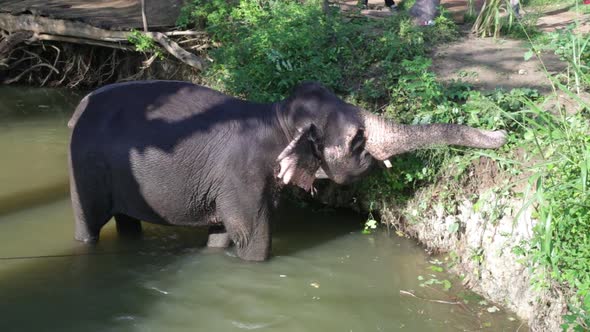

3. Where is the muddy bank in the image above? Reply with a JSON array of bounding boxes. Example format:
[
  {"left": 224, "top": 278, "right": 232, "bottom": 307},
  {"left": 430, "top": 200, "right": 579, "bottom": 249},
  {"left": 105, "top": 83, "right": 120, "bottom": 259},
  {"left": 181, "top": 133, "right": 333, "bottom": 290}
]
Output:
[{"left": 381, "top": 187, "right": 564, "bottom": 330}]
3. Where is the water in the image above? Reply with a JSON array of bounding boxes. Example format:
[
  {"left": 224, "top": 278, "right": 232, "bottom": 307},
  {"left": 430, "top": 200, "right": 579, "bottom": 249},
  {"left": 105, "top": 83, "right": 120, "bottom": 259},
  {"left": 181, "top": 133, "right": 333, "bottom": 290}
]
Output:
[
  {"left": 0, "top": 87, "right": 524, "bottom": 331},
  {"left": 0, "top": 87, "right": 78, "bottom": 213}
]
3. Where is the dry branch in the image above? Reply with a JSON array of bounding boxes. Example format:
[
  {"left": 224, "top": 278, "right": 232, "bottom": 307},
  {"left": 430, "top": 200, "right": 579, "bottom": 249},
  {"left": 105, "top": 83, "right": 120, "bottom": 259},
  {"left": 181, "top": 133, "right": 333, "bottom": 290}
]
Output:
[
  {"left": 0, "top": 13, "right": 206, "bottom": 70},
  {"left": 34, "top": 34, "right": 134, "bottom": 50},
  {"left": 141, "top": 0, "right": 149, "bottom": 32},
  {"left": 164, "top": 31, "right": 207, "bottom": 37},
  {"left": 146, "top": 32, "right": 204, "bottom": 70},
  {"left": 399, "top": 290, "right": 462, "bottom": 305}
]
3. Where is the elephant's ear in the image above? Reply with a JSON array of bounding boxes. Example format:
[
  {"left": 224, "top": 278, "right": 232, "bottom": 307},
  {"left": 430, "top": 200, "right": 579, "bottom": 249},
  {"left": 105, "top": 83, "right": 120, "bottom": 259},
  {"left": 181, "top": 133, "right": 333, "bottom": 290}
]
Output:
[{"left": 277, "top": 125, "right": 323, "bottom": 192}]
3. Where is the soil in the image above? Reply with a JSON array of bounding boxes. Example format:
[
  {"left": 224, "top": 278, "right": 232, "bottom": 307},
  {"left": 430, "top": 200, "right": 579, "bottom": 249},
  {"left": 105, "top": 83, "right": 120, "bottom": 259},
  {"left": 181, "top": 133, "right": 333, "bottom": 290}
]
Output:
[
  {"left": 430, "top": 1, "right": 585, "bottom": 94},
  {"left": 431, "top": 37, "right": 566, "bottom": 93},
  {"left": 336, "top": 1, "right": 582, "bottom": 93}
]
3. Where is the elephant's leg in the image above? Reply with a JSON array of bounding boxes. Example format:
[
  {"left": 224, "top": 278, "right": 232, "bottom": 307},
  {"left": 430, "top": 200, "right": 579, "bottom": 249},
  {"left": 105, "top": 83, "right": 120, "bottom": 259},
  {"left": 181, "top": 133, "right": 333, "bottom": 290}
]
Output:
[
  {"left": 69, "top": 157, "right": 112, "bottom": 243},
  {"left": 70, "top": 178, "right": 112, "bottom": 243},
  {"left": 207, "top": 225, "right": 232, "bottom": 248},
  {"left": 233, "top": 216, "right": 271, "bottom": 261},
  {"left": 224, "top": 216, "right": 271, "bottom": 261},
  {"left": 115, "top": 214, "right": 142, "bottom": 238},
  {"left": 218, "top": 194, "right": 272, "bottom": 261}
]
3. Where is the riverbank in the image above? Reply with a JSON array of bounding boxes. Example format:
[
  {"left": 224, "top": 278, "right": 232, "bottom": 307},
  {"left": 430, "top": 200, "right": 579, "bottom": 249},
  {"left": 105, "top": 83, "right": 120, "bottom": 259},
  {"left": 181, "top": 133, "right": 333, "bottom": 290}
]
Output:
[{"left": 376, "top": 161, "right": 566, "bottom": 331}]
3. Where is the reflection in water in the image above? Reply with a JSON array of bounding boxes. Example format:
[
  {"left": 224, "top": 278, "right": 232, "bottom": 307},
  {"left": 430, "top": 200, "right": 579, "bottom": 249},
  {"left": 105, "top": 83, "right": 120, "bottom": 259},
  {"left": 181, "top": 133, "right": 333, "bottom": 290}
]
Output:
[
  {"left": 0, "top": 87, "right": 524, "bottom": 331},
  {"left": 0, "top": 87, "right": 80, "bottom": 214}
]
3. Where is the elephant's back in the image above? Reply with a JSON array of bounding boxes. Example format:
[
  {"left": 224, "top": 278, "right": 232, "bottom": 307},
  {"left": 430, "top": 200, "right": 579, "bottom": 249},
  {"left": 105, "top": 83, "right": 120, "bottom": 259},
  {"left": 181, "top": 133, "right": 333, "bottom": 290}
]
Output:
[{"left": 68, "top": 80, "right": 234, "bottom": 131}]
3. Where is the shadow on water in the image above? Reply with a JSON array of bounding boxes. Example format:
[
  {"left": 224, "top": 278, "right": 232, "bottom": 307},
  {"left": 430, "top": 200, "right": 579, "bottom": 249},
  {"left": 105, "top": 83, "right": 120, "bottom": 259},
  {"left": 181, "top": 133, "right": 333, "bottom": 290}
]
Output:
[
  {"left": 0, "top": 199, "right": 362, "bottom": 332},
  {"left": 272, "top": 202, "right": 364, "bottom": 257},
  {"left": 0, "top": 180, "right": 69, "bottom": 217}
]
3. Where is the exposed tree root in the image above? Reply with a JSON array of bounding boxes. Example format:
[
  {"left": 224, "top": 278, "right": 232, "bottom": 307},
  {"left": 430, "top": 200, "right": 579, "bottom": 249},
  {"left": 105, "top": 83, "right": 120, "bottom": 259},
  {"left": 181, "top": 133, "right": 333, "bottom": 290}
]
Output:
[
  {"left": 0, "top": 12, "right": 213, "bottom": 87},
  {"left": 0, "top": 13, "right": 212, "bottom": 87}
]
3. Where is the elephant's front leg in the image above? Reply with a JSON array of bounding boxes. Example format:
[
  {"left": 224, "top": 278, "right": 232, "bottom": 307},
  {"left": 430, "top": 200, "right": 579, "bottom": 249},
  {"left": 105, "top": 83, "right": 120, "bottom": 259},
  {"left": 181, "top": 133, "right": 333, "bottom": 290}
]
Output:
[
  {"left": 218, "top": 195, "right": 272, "bottom": 261},
  {"left": 233, "top": 216, "right": 271, "bottom": 261},
  {"left": 207, "top": 225, "right": 232, "bottom": 248}
]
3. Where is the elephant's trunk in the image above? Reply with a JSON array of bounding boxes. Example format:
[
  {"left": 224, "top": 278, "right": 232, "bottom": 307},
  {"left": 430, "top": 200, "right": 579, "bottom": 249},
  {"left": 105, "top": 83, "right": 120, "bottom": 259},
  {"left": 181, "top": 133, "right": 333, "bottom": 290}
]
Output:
[{"left": 361, "top": 111, "right": 507, "bottom": 161}]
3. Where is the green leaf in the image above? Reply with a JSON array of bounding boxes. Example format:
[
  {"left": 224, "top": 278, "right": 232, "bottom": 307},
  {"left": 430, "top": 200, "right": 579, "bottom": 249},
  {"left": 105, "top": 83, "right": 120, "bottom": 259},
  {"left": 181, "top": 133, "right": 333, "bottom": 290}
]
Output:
[
  {"left": 442, "top": 279, "right": 452, "bottom": 291},
  {"left": 448, "top": 221, "right": 460, "bottom": 234},
  {"left": 429, "top": 265, "right": 444, "bottom": 272},
  {"left": 524, "top": 49, "right": 534, "bottom": 61}
]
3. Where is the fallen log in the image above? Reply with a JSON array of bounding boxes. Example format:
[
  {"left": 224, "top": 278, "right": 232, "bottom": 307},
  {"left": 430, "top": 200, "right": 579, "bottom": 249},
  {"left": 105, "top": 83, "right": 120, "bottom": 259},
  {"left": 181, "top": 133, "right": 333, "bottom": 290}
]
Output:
[{"left": 0, "top": 13, "right": 206, "bottom": 70}]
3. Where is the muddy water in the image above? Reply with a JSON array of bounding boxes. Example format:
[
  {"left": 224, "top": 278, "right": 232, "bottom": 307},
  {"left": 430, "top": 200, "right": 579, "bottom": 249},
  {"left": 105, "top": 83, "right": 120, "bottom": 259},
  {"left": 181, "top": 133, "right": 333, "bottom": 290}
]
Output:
[
  {"left": 0, "top": 87, "right": 79, "bottom": 213},
  {"left": 0, "top": 87, "right": 524, "bottom": 331}
]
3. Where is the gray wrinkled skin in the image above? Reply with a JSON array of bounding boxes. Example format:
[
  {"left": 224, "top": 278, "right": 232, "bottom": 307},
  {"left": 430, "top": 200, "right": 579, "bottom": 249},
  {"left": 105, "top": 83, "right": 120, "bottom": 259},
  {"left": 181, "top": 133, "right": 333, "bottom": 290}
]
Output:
[
  {"left": 409, "top": 0, "right": 441, "bottom": 23},
  {"left": 68, "top": 81, "right": 506, "bottom": 261}
]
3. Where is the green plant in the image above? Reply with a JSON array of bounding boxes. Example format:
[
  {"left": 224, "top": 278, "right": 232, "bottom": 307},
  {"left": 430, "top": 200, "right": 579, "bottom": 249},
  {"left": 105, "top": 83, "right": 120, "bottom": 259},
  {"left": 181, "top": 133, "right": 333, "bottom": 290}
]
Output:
[
  {"left": 177, "top": 0, "right": 457, "bottom": 102},
  {"left": 542, "top": 26, "right": 590, "bottom": 93},
  {"left": 472, "top": 0, "right": 532, "bottom": 38},
  {"left": 363, "top": 202, "right": 379, "bottom": 234},
  {"left": 389, "top": 56, "right": 444, "bottom": 114},
  {"left": 127, "top": 30, "right": 164, "bottom": 59},
  {"left": 464, "top": 0, "right": 478, "bottom": 23},
  {"left": 518, "top": 100, "right": 590, "bottom": 330}
]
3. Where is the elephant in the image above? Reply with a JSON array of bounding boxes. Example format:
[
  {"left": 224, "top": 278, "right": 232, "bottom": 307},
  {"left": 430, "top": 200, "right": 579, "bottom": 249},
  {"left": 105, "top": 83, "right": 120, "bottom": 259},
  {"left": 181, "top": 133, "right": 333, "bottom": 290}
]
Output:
[{"left": 67, "top": 80, "right": 506, "bottom": 261}]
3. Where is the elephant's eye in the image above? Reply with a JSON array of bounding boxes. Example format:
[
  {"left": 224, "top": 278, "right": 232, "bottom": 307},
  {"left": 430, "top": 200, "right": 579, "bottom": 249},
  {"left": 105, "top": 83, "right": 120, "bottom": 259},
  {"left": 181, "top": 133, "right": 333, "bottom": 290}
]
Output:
[{"left": 350, "top": 129, "right": 365, "bottom": 152}]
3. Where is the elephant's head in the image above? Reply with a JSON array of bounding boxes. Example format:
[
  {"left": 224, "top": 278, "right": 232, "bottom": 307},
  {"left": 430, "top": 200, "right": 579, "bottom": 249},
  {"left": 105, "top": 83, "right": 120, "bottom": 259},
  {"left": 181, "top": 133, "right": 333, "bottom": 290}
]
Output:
[{"left": 276, "top": 82, "right": 507, "bottom": 191}]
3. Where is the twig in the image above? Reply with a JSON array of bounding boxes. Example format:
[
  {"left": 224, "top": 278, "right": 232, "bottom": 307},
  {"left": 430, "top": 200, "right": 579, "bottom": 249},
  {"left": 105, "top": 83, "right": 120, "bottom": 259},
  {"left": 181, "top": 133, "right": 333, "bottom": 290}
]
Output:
[
  {"left": 179, "top": 37, "right": 204, "bottom": 44},
  {"left": 142, "top": 53, "right": 158, "bottom": 69},
  {"left": 399, "top": 290, "right": 462, "bottom": 305},
  {"left": 34, "top": 34, "right": 133, "bottom": 50},
  {"left": 41, "top": 44, "right": 60, "bottom": 86},
  {"left": 190, "top": 44, "right": 211, "bottom": 51},
  {"left": 4, "top": 63, "right": 58, "bottom": 84},
  {"left": 8, "top": 55, "right": 34, "bottom": 69},
  {"left": 164, "top": 30, "right": 207, "bottom": 36},
  {"left": 146, "top": 32, "right": 205, "bottom": 70},
  {"left": 140, "top": 0, "right": 148, "bottom": 32}
]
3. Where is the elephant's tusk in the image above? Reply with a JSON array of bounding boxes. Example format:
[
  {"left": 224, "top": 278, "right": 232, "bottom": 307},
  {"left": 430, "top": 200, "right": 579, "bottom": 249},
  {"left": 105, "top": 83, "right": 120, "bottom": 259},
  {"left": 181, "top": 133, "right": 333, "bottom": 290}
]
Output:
[{"left": 383, "top": 159, "right": 392, "bottom": 168}]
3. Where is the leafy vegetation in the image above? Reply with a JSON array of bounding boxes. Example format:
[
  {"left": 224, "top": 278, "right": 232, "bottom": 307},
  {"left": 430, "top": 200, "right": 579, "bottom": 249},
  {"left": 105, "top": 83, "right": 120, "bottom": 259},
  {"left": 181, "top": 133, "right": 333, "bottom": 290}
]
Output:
[
  {"left": 177, "top": 0, "right": 457, "bottom": 102},
  {"left": 127, "top": 30, "right": 164, "bottom": 59}
]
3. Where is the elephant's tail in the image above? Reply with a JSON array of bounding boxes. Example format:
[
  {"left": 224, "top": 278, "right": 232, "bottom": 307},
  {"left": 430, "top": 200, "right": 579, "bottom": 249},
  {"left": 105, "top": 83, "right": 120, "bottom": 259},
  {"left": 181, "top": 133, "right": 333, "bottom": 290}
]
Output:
[{"left": 68, "top": 94, "right": 90, "bottom": 129}]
